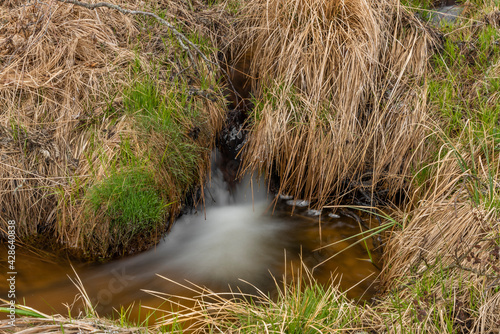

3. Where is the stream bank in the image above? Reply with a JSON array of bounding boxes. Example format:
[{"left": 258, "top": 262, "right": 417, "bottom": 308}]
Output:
[
  {"left": 3, "top": 0, "right": 500, "bottom": 332},
  {"left": 0, "top": 152, "right": 380, "bottom": 323}
]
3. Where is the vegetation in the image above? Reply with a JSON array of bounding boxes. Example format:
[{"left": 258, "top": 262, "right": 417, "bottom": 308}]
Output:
[
  {"left": 0, "top": 0, "right": 227, "bottom": 258},
  {"left": 86, "top": 168, "right": 167, "bottom": 252},
  {"left": 237, "top": 0, "right": 434, "bottom": 208},
  {"left": 1, "top": 0, "right": 500, "bottom": 332}
]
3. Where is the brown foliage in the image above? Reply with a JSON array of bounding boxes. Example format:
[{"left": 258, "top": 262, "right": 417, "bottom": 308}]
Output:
[{"left": 235, "top": 0, "right": 437, "bottom": 208}]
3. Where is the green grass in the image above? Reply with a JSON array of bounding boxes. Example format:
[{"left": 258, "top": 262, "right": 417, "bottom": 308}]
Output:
[
  {"left": 243, "top": 284, "right": 356, "bottom": 334},
  {"left": 123, "top": 67, "right": 206, "bottom": 192},
  {"left": 0, "top": 306, "right": 46, "bottom": 318},
  {"left": 87, "top": 168, "right": 167, "bottom": 233}
]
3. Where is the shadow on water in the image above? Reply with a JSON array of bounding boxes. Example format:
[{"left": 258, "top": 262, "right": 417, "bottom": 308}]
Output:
[{"left": 0, "top": 152, "right": 380, "bottom": 323}]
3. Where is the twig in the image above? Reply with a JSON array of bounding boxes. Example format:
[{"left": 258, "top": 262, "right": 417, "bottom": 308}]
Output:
[{"left": 56, "top": 0, "right": 217, "bottom": 71}]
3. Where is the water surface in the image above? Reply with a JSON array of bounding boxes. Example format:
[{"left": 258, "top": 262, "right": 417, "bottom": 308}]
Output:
[{"left": 0, "top": 163, "right": 380, "bottom": 322}]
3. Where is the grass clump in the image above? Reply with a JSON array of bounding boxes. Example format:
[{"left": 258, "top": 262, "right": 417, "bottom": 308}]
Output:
[
  {"left": 235, "top": 0, "right": 436, "bottom": 208},
  {"left": 87, "top": 169, "right": 166, "bottom": 235},
  {"left": 147, "top": 271, "right": 374, "bottom": 333},
  {"left": 0, "top": 0, "right": 228, "bottom": 259}
]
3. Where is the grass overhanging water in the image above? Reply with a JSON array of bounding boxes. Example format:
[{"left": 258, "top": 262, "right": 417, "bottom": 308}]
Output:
[{"left": 1, "top": 0, "right": 500, "bottom": 332}]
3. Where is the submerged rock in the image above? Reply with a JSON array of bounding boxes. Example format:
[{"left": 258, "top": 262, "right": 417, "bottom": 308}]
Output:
[
  {"left": 286, "top": 199, "right": 309, "bottom": 207},
  {"left": 278, "top": 194, "right": 294, "bottom": 200},
  {"left": 305, "top": 209, "right": 322, "bottom": 216}
]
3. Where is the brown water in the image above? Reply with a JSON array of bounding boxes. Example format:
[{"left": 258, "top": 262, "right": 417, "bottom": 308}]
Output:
[{"left": 0, "top": 164, "right": 380, "bottom": 323}]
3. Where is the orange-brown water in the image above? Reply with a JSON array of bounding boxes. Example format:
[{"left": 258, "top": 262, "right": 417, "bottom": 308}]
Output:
[{"left": 0, "top": 168, "right": 380, "bottom": 324}]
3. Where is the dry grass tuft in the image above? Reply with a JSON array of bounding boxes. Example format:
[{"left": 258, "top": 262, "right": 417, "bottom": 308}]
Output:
[
  {"left": 0, "top": 0, "right": 228, "bottom": 258},
  {"left": 379, "top": 130, "right": 500, "bottom": 332},
  {"left": 147, "top": 269, "right": 380, "bottom": 333},
  {"left": 235, "top": 0, "right": 438, "bottom": 208},
  {"left": 0, "top": 0, "right": 138, "bottom": 240}
]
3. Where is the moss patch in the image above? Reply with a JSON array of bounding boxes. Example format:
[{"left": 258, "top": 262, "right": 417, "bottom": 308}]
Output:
[{"left": 87, "top": 168, "right": 166, "bottom": 234}]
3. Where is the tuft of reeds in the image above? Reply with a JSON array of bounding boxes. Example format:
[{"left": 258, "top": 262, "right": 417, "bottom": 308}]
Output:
[{"left": 235, "top": 0, "right": 438, "bottom": 208}]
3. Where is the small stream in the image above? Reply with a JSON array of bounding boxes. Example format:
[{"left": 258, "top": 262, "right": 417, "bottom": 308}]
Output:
[{"left": 1, "top": 152, "right": 380, "bottom": 323}]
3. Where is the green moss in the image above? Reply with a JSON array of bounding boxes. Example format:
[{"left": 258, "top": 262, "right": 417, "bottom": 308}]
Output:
[{"left": 88, "top": 169, "right": 166, "bottom": 232}]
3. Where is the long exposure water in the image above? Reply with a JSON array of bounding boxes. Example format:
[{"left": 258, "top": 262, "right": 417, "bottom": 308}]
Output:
[{"left": 0, "top": 154, "right": 380, "bottom": 322}]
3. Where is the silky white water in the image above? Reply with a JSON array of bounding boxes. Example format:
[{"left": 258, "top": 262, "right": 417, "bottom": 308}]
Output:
[{"left": 2, "top": 155, "right": 379, "bottom": 320}]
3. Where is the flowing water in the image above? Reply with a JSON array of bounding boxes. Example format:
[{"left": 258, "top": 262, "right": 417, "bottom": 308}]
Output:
[{"left": 1, "top": 153, "right": 380, "bottom": 322}]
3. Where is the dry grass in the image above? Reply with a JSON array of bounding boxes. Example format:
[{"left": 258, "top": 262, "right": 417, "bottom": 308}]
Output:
[
  {"left": 380, "top": 203, "right": 500, "bottom": 332},
  {"left": 375, "top": 121, "right": 500, "bottom": 332},
  {"left": 0, "top": 317, "right": 145, "bottom": 333},
  {"left": 235, "top": 0, "right": 438, "bottom": 208},
  {"left": 0, "top": 0, "right": 229, "bottom": 258},
  {"left": 0, "top": 0, "right": 138, "bottom": 239}
]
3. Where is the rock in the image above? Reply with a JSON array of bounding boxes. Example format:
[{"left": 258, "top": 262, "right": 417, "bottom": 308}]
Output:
[
  {"left": 306, "top": 209, "right": 321, "bottom": 216},
  {"left": 278, "top": 194, "right": 293, "bottom": 200},
  {"left": 286, "top": 199, "right": 309, "bottom": 207},
  {"left": 429, "top": 5, "right": 464, "bottom": 24}
]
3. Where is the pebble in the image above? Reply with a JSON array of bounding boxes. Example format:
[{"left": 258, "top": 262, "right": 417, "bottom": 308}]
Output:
[
  {"left": 286, "top": 199, "right": 309, "bottom": 207},
  {"left": 306, "top": 209, "right": 321, "bottom": 216},
  {"left": 278, "top": 194, "right": 294, "bottom": 200}
]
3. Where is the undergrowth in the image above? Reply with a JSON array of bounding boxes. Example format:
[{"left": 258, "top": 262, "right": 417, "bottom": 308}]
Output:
[
  {"left": 0, "top": 0, "right": 227, "bottom": 259},
  {"left": 2, "top": 0, "right": 500, "bottom": 333}
]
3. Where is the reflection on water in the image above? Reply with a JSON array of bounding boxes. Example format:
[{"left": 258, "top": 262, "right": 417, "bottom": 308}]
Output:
[{"left": 0, "top": 161, "right": 380, "bottom": 322}]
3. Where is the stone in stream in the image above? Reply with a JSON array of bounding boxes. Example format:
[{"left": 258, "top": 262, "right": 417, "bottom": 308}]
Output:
[
  {"left": 428, "top": 5, "right": 464, "bottom": 24},
  {"left": 305, "top": 209, "right": 322, "bottom": 216},
  {"left": 286, "top": 199, "right": 309, "bottom": 207}
]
